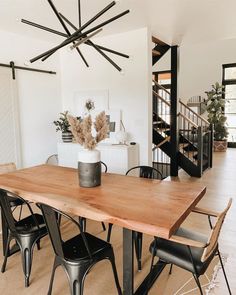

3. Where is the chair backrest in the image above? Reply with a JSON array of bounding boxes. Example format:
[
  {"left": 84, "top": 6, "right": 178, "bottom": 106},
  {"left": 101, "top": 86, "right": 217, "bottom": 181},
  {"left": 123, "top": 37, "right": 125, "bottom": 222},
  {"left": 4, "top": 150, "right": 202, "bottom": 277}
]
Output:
[
  {"left": 45, "top": 154, "right": 58, "bottom": 166},
  {"left": 39, "top": 203, "right": 92, "bottom": 259},
  {"left": 0, "top": 189, "right": 40, "bottom": 235},
  {"left": 126, "top": 165, "right": 163, "bottom": 179},
  {"left": 0, "top": 163, "right": 16, "bottom": 174},
  {"left": 201, "top": 198, "right": 232, "bottom": 262}
]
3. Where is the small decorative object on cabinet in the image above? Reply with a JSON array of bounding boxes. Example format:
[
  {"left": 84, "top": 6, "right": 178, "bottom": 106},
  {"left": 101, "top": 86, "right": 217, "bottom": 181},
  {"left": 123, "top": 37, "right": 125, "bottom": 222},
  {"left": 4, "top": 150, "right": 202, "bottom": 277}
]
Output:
[
  {"left": 115, "top": 119, "right": 128, "bottom": 145},
  {"left": 67, "top": 111, "right": 109, "bottom": 187},
  {"left": 53, "top": 111, "right": 73, "bottom": 143},
  {"left": 205, "top": 82, "right": 228, "bottom": 152}
]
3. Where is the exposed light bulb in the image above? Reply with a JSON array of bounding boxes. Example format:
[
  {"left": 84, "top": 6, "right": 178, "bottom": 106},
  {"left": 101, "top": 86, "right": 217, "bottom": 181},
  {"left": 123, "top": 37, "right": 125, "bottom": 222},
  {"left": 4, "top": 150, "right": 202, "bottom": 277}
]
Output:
[
  {"left": 120, "top": 69, "right": 125, "bottom": 75},
  {"left": 24, "top": 61, "right": 31, "bottom": 66}
]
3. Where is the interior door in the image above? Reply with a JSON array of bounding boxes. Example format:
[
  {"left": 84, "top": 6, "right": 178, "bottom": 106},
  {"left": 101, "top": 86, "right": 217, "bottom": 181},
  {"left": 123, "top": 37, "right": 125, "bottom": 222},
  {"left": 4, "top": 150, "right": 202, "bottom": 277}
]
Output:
[{"left": 0, "top": 68, "right": 22, "bottom": 167}]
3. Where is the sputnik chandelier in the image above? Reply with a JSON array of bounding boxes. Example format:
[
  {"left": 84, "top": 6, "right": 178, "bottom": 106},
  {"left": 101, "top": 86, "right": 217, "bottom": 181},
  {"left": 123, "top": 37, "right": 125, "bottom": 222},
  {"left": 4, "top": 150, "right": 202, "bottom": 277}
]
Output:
[{"left": 21, "top": 0, "right": 130, "bottom": 72}]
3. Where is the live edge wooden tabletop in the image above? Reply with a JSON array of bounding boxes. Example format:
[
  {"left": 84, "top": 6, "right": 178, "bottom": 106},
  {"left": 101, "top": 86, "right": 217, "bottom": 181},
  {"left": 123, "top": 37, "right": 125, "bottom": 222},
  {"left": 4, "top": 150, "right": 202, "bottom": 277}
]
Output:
[{"left": 0, "top": 165, "right": 206, "bottom": 239}]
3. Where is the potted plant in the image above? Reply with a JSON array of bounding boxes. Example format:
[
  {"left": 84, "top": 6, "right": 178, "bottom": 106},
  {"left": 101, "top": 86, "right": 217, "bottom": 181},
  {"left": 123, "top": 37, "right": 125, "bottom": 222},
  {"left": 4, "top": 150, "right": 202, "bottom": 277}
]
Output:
[
  {"left": 53, "top": 111, "right": 73, "bottom": 143},
  {"left": 67, "top": 111, "right": 109, "bottom": 187},
  {"left": 205, "top": 82, "right": 228, "bottom": 152}
]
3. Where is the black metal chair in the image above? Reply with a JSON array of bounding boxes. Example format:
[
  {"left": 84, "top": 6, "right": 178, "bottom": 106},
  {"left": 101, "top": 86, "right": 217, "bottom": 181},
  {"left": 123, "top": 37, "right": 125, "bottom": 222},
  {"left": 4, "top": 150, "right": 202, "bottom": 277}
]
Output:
[
  {"left": 0, "top": 189, "right": 47, "bottom": 287},
  {"left": 148, "top": 199, "right": 232, "bottom": 295},
  {"left": 39, "top": 203, "right": 122, "bottom": 295},
  {"left": 45, "top": 154, "right": 58, "bottom": 166},
  {"left": 0, "top": 163, "right": 25, "bottom": 256},
  {"left": 107, "top": 165, "right": 163, "bottom": 271},
  {"left": 79, "top": 161, "right": 107, "bottom": 232}
]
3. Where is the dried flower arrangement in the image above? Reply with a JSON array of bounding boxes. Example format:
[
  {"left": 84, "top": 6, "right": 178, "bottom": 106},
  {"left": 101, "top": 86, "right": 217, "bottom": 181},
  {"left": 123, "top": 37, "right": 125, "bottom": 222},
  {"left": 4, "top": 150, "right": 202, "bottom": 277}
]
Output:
[{"left": 67, "top": 111, "right": 109, "bottom": 150}]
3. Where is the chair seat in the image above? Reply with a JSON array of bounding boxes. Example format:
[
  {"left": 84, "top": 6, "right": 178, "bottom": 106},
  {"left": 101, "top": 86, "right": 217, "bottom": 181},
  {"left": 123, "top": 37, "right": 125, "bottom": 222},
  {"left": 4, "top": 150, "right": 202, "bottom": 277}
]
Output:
[
  {"left": 150, "top": 227, "right": 218, "bottom": 275},
  {"left": 63, "top": 232, "right": 111, "bottom": 262},
  {"left": 16, "top": 213, "right": 47, "bottom": 235}
]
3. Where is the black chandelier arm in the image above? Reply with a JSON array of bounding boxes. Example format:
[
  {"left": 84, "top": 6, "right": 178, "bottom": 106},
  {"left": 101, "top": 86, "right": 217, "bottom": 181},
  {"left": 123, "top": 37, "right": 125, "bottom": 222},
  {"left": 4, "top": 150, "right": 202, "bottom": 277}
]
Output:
[
  {"left": 47, "top": 0, "right": 89, "bottom": 67},
  {"left": 78, "top": 0, "right": 82, "bottom": 28},
  {"left": 86, "top": 42, "right": 129, "bottom": 59},
  {"left": 21, "top": 19, "right": 68, "bottom": 37},
  {"left": 87, "top": 40, "right": 122, "bottom": 72},
  {"left": 60, "top": 0, "right": 117, "bottom": 47},
  {"left": 30, "top": 9, "right": 129, "bottom": 63},
  {"left": 59, "top": 13, "right": 78, "bottom": 31},
  {"left": 59, "top": 13, "right": 129, "bottom": 59}
]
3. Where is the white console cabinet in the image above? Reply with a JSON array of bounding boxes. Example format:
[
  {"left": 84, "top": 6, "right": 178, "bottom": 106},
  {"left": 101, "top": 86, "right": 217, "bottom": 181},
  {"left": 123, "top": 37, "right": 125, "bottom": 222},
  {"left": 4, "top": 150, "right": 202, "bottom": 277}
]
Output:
[{"left": 57, "top": 143, "right": 139, "bottom": 175}]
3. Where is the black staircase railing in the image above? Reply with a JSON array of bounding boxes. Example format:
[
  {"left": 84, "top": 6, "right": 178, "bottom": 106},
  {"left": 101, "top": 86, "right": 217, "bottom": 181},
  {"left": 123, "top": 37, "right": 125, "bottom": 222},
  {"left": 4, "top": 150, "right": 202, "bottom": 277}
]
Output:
[
  {"left": 152, "top": 80, "right": 213, "bottom": 177},
  {"left": 152, "top": 80, "right": 171, "bottom": 178},
  {"left": 179, "top": 100, "right": 209, "bottom": 131}
]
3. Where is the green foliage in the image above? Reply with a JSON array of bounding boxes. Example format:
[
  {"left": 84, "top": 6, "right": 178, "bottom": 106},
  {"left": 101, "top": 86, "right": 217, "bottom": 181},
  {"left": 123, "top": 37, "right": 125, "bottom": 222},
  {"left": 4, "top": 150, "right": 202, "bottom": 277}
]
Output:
[
  {"left": 53, "top": 111, "right": 71, "bottom": 133},
  {"left": 205, "top": 82, "right": 228, "bottom": 141}
]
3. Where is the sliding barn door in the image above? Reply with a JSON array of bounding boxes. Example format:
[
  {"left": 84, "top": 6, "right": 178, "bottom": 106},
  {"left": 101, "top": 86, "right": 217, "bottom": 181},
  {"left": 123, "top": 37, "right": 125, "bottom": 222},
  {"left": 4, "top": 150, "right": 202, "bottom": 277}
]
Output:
[{"left": 0, "top": 68, "right": 22, "bottom": 167}]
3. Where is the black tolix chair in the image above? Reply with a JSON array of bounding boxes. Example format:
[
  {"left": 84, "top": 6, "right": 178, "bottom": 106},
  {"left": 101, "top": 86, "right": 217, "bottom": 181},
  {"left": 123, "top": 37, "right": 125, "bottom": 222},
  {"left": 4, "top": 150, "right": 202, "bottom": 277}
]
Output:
[
  {"left": 39, "top": 203, "right": 122, "bottom": 295},
  {"left": 0, "top": 189, "right": 47, "bottom": 287},
  {"left": 107, "top": 165, "right": 163, "bottom": 271}
]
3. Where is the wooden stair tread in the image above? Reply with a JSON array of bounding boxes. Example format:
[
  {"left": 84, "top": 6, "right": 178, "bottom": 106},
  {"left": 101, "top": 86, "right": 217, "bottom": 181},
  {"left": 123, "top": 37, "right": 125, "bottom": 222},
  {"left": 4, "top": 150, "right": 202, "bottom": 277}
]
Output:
[
  {"left": 152, "top": 36, "right": 168, "bottom": 46},
  {"left": 152, "top": 49, "right": 161, "bottom": 56}
]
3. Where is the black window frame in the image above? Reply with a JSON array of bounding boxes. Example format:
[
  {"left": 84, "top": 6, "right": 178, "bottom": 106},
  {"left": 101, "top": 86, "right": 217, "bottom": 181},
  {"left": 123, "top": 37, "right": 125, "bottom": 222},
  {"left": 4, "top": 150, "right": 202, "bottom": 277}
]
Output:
[{"left": 222, "top": 63, "right": 236, "bottom": 147}]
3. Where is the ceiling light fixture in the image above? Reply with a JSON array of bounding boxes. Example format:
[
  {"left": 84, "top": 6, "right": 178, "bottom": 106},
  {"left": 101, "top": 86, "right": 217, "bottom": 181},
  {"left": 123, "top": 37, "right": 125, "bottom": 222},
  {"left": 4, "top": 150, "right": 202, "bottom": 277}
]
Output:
[{"left": 21, "top": 0, "right": 130, "bottom": 72}]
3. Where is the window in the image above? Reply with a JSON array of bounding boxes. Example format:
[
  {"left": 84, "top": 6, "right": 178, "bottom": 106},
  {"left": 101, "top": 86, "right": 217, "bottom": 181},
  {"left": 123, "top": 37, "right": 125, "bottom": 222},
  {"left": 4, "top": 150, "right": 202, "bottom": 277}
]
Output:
[{"left": 222, "top": 63, "right": 236, "bottom": 146}]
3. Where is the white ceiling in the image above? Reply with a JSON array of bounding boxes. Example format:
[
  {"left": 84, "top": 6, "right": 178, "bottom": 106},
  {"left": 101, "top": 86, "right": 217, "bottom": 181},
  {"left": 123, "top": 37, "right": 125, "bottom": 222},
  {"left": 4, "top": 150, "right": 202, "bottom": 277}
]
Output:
[{"left": 0, "top": 0, "right": 236, "bottom": 45}]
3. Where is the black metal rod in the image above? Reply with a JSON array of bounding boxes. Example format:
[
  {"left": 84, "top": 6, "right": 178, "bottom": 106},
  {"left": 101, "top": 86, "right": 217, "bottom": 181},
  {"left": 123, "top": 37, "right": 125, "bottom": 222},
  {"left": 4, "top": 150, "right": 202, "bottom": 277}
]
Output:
[
  {"left": 123, "top": 228, "right": 134, "bottom": 295},
  {"left": 86, "top": 43, "right": 129, "bottom": 58},
  {"left": 78, "top": 0, "right": 82, "bottom": 28},
  {"left": 0, "top": 62, "right": 56, "bottom": 75},
  {"left": 59, "top": 13, "right": 129, "bottom": 59},
  {"left": 30, "top": 9, "right": 129, "bottom": 63},
  {"left": 21, "top": 19, "right": 67, "bottom": 37},
  {"left": 47, "top": 0, "right": 89, "bottom": 67},
  {"left": 55, "top": 0, "right": 117, "bottom": 47},
  {"left": 87, "top": 40, "right": 122, "bottom": 71},
  {"left": 10, "top": 61, "right": 15, "bottom": 80}
]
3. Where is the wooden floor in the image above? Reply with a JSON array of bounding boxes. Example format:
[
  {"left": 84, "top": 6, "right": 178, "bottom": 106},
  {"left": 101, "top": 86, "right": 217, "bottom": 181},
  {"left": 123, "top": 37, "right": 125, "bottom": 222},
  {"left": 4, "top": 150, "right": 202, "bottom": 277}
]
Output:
[{"left": 0, "top": 149, "right": 236, "bottom": 294}]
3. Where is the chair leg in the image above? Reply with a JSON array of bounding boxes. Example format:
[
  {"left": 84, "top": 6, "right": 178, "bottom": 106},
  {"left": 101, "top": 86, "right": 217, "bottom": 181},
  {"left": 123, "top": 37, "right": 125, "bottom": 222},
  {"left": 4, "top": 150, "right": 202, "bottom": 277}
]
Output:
[
  {"left": 134, "top": 232, "right": 143, "bottom": 271},
  {"left": 218, "top": 251, "right": 232, "bottom": 295},
  {"left": 109, "top": 253, "right": 122, "bottom": 295},
  {"left": 36, "top": 240, "right": 41, "bottom": 250},
  {"left": 101, "top": 222, "right": 106, "bottom": 231},
  {"left": 21, "top": 244, "right": 34, "bottom": 287},
  {"left": 1, "top": 234, "right": 11, "bottom": 273},
  {"left": 192, "top": 274, "right": 203, "bottom": 295},
  {"left": 47, "top": 257, "right": 59, "bottom": 295},
  {"left": 169, "top": 264, "right": 173, "bottom": 275},
  {"left": 107, "top": 223, "right": 113, "bottom": 242},
  {"left": 79, "top": 217, "right": 86, "bottom": 232}
]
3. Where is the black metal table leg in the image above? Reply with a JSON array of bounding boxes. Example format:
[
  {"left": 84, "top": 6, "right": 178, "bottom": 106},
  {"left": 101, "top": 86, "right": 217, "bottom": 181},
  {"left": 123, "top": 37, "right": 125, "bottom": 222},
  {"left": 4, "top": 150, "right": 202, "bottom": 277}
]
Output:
[
  {"left": 123, "top": 228, "right": 134, "bottom": 295},
  {"left": 123, "top": 227, "right": 167, "bottom": 295}
]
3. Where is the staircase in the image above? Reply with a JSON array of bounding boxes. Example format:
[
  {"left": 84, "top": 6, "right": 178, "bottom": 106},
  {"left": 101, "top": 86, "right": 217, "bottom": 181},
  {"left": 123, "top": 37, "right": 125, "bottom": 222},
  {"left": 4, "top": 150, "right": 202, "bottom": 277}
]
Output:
[
  {"left": 152, "top": 36, "right": 170, "bottom": 66},
  {"left": 152, "top": 80, "right": 213, "bottom": 177}
]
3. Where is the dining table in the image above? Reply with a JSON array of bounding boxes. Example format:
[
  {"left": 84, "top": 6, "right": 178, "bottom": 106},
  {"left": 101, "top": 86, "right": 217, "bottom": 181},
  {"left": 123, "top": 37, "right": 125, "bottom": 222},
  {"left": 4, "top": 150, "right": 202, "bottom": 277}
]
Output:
[{"left": 0, "top": 164, "right": 206, "bottom": 295}]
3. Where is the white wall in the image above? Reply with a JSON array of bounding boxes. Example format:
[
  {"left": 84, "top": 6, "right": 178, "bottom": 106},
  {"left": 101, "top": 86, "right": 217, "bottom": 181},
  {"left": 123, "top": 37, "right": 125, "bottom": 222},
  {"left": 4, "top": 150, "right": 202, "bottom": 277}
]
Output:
[
  {"left": 60, "top": 27, "right": 152, "bottom": 165},
  {"left": 179, "top": 38, "right": 236, "bottom": 101},
  {"left": 0, "top": 30, "right": 62, "bottom": 167}
]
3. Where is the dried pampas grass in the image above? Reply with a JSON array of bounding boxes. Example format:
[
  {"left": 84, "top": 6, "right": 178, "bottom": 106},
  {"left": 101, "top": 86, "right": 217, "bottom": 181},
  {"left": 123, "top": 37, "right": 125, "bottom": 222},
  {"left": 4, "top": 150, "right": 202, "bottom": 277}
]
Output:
[{"left": 67, "top": 111, "right": 109, "bottom": 150}]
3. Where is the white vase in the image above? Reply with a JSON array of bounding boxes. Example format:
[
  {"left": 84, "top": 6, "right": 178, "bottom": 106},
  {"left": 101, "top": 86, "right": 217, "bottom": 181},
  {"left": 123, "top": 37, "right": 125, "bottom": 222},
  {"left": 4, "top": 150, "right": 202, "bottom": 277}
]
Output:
[{"left": 78, "top": 149, "right": 101, "bottom": 187}]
